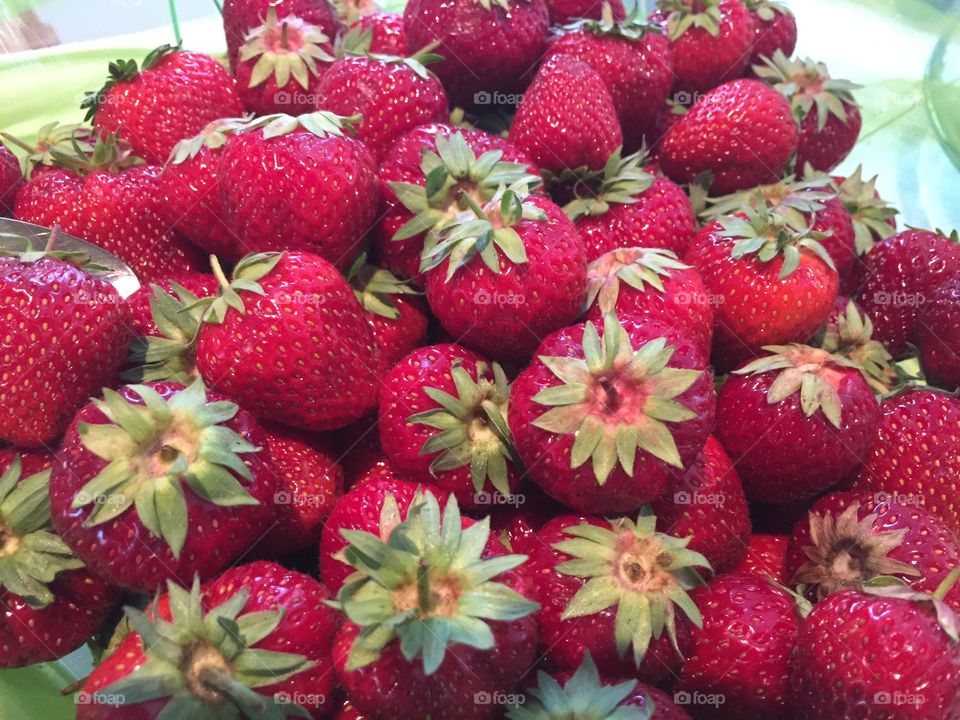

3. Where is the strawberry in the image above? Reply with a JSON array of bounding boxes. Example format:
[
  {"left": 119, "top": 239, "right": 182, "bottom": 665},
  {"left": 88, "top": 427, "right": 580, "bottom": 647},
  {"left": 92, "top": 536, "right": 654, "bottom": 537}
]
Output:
[
  {"left": 318, "top": 47, "right": 449, "bottom": 160},
  {"left": 378, "top": 343, "right": 522, "bottom": 508},
  {"left": 0, "top": 457, "right": 118, "bottom": 667},
  {"left": 0, "top": 142, "right": 22, "bottom": 215},
  {"left": 422, "top": 190, "right": 586, "bottom": 362},
  {"left": 676, "top": 573, "right": 801, "bottom": 719},
  {"left": 547, "top": 0, "right": 626, "bottom": 24},
  {"left": 660, "top": 79, "right": 798, "bottom": 195},
  {"left": 510, "top": 54, "right": 623, "bottom": 175},
  {"left": 347, "top": 254, "right": 428, "bottom": 368},
  {"left": 716, "top": 344, "right": 881, "bottom": 503},
  {"left": 331, "top": 492, "right": 539, "bottom": 719},
  {"left": 49, "top": 380, "right": 276, "bottom": 592},
  {"left": 786, "top": 491, "right": 960, "bottom": 610},
  {"left": 755, "top": 51, "right": 862, "bottom": 173},
  {"left": 544, "top": 10, "right": 674, "bottom": 149},
  {"left": 789, "top": 582, "right": 960, "bottom": 719},
  {"left": 817, "top": 298, "right": 897, "bottom": 394},
  {"left": 125, "top": 273, "right": 219, "bottom": 337},
  {"left": 857, "top": 229, "right": 960, "bottom": 357},
  {"left": 218, "top": 112, "right": 380, "bottom": 269},
  {"left": 236, "top": 7, "right": 334, "bottom": 115},
  {"left": 81, "top": 46, "right": 244, "bottom": 164},
  {"left": 0, "top": 446, "right": 54, "bottom": 476},
  {"left": 487, "top": 486, "right": 564, "bottom": 554},
  {"left": 329, "top": 414, "right": 390, "bottom": 486},
  {"left": 847, "top": 389, "right": 960, "bottom": 535},
  {"left": 195, "top": 252, "right": 381, "bottom": 431},
  {"left": 562, "top": 148, "right": 698, "bottom": 262},
  {"left": 0, "top": 238, "right": 132, "bottom": 448},
  {"left": 403, "top": 0, "right": 549, "bottom": 107},
  {"left": 335, "top": 702, "right": 364, "bottom": 720},
  {"left": 918, "top": 275, "right": 960, "bottom": 391},
  {"left": 651, "top": 436, "right": 751, "bottom": 574},
  {"left": 525, "top": 512, "right": 708, "bottom": 682},
  {"left": 78, "top": 564, "right": 338, "bottom": 719},
  {"left": 834, "top": 166, "right": 898, "bottom": 264},
  {"left": 376, "top": 125, "right": 541, "bottom": 284},
  {"left": 650, "top": 0, "right": 755, "bottom": 93},
  {"left": 733, "top": 533, "right": 788, "bottom": 583},
  {"left": 583, "top": 246, "right": 714, "bottom": 355},
  {"left": 510, "top": 314, "right": 715, "bottom": 514},
  {"left": 347, "top": 12, "right": 408, "bottom": 55},
  {"left": 685, "top": 205, "right": 839, "bottom": 370},
  {"left": 743, "top": 0, "right": 796, "bottom": 68}
]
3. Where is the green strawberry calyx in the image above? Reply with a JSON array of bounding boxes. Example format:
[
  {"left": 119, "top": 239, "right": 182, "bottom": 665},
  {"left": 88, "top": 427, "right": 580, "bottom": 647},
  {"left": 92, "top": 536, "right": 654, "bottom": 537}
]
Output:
[
  {"left": 506, "top": 653, "right": 652, "bottom": 720},
  {"left": 742, "top": 0, "right": 792, "bottom": 21},
  {"left": 0, "top": 457, "right": 84, "bottom": 609},
  {"left": 532, "top": 313, "right": 702, "bottom": 485},
  {"left": 339, "top": 34, "right": 444, "bottom": 79},
  {"left": 715, "top": 204, "right": 836, "bottom": 280},
  {"left": 0, "top": 229, "right": 108, "bottom": 272},
  {"left": 239, "top": 7, "right": 334, "bottom": 90},
  {"left": 347, "top": 252, "right": 421, "bottom": 319},
  {"left": 101, "top": 578, "right": 316, "bottom": 718},
  {"left": 168, "top": 116, "right": 255, "bottom": 165},
  {"left": 554, "top": 512, "right": 709, "bottom": 665},
  {"left": 407, "top": 359, "right": 520, "bottom": 497},
  {"left": 252, "top": 110, "right": 362, "bottom": 140},
  {"left": 562, "top": 147, "right": 655, "bottom": 221},
  {"left": 657, "top": 0, "right": 723, "bottom": 39},
  {"left": 475, "top": 0, "right": 512, "bottom": 12},
  {"left": 862, "top": 570, "right": 960, "bottom": 643},
  {"left": 81, "top": 44, "right": 180, "bottom": 121},
  {"left": 73, "top": 380, "right": 261, "bottom": 559},
  {"left": 1, "top": 123, "right": 97, "bottom": 178},
  {"left": 834, "top": 166, "right": 898, "bottom": 256},
  {"left": 817, "top": 301, "right": 897, "bottom": 394},
  {"left": 701, "top": 174, "right": 836, "bottom": 231},
  {"left": 793, "top": 501, "right": 922, "bottom": 601},
  {"left": 753, "top": 50, "right": 862, "bottom": 130},
  {"left": 560, "top": 4, "right": 663, "bottom": 41},
  {"left": 200, "top": 252, "right": 284, "bottom": 325},
  {"left": 332, "top": 491, "right": 538, "bottom": 675},
  {"left": 585, "top": 247, "right": 690, "bottom": 316},
  {"left": 733, "top": 344, "right": 860, "bottom": 429}
]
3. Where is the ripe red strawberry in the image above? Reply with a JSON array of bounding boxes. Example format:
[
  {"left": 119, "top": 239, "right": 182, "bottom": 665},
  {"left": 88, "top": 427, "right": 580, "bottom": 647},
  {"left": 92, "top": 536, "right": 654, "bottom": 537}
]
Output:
[
  {"left": 685, "top": 206, "right": 839, "bottom": 370},
  {"left": 81, "top": 46, "right": 243, "bottom": 164},
  {"left": 235, "top": 8, "right": 334, "bottom": 115},
  {"left": 817, "top": 298, "right": 897, "bottom": 394},
  {"left": 544, "top": 10, "right": 673, "bottom": 149},
  {"left": 328, "top": 413, "right": 389, "bottom": 486},
  {"left": 650, "top": 0, "right": 755, "bottom": 93},
  {"left": 78, "top": 563, "right": 339, "bottom": 719},
  {"left": 318, "top": 465, "right": 448, "bottom": 592},
  {"left": 347, "top": 254, "right": 428, "bottom": 368},
  {"left": 125, "top": 272, "right": 219, "bottom": 337},
  {"left": 847, "top": 389, "right": 960, "bottom": 535},
  {"left": 755, "top": 51, "right": 862, "bottom": 173},
  {"left": 676, "top": 573, "right": 801, "bottom": 719},
  {"left": 789, "top": 584, "right": 960, "bottom": 718},
  {"left": 375, "top": 125, "right": 540, "bottom": 284},
  {"left": 348, "top": 12, "right": 408, "bottom": 55},
  {"left": 422, "top": 191, "right": 586, "bottom": 362},
  {"left": 195, "top": 252, "right": 380, "bottom": 431},
  {"left": 0, "top": 446, "right": 54, "bottom": 476},
  {"left": 743, "top": 0, "right": 796, "bottom": 68},
  {"left": 510, "top": 314, "right": 715, "bottom": 514},
  {"left": 0, "top": 142, "right": 22, "bottom": 215},
  {"left": 335, "top": 702, "right": 364, "bottom": 720},
  {"left": 379, "top": 343, "right": 522, "bottom": 509},
  {"left": 526, "top": 512, "right": 707, "bottom": 682},
  {"left": 403, "top": 0, "right": 549, "bottom": 107},
  {"left": 49, "top": 380, "right": 276, "bottom": 592},
  {"left": 0, "top": 457, "right": 118, "bottom": 667},
  {"left": 733, "top": 533, "right": 788, "bottom": 583},
  {"left": 486, "top": 486, "right": 564, "bottom": 554},
  {"left": 563, "top": 148, "right": 698, "bottom": 261},
  {"left": 331, "top": 491, "right": 539, "bottom": 720},
  {"left": 660, "top": 79, "right": 798, "bottom": 195},
  {"left": 547, "top": 0, "right": 625, "bottom": 24},
  {"left": 583, "top": 246, "right": 714, "bottom": 355},
  {"left": 218, "top": 112, "right": 380, "bottom": 269},
  {"left": 918, "top": 276, "right": 960, "bottom": 391},
  {"left": 0, "top": 239, "right": 132, "bottom": 448},
  {"left": 787, "top": 491, "right": 960, "bottom": 610},
  {"left": 717, "top": 345, "right": 881, "bottom": 503},
  {"left": 510, "top": 54, "right": 622, "bottom": 175},
  {"left": 651, "top": 436, "right": 751, "bottom": 574},
  {"left": 857, "top": 229, "right": 960, "bottom": 357}
]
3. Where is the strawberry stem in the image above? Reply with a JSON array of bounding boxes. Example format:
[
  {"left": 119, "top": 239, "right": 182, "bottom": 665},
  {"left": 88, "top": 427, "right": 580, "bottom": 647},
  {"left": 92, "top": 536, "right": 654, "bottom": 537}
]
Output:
[
  {"left": 44, "top": 225, "right": 61, "bottom": 253},
  {"left": 459, "top": 190, "right": 486, "bottom": 220},
  {"left": 167, "top": 0, "right": 183, "bottom": 46},
  {"left": 210, "top": 0, "right": 223, "bottom": 15},
  {"left": 280, "top": 21, "right": 289, "bottom": 50},
  {"left": 417, "top": 559, "right": 432, "bottom": 615},
  {"left": 934, "top": 568, "right": 960, "bottom": 601},
  {"left": 0, "top": 131, "right": 35, "bottom": 156},
  {"left": 209, "top": 255, "right": 231, "bottom": 291}
]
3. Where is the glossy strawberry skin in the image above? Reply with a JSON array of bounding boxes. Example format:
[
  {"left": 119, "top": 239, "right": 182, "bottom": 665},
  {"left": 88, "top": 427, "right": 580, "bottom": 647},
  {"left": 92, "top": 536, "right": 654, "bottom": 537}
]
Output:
[
  {"left": 651, "top": 436, "right": 751, "bottom": 574},
  {"left": 126, "top": 272, "right": 219, "bottom": 336},
  {"left": 732, "top": 533, "right": 788, "bottom": 583},
  {"left": 546, "top": 0, "right": 625, "bottom": 24},
  {"left": 14, "top": 164, "right": 204, "bottom": 284},
  {"left": 789, "top": 590, "right": 960, "bottom": 719},
  {"left": 219, "top": 128, "right": 380, "bottom": 270},
  {"left": 364, "top": 294, "right": 428, "bottom": 369},
  {"left": 795, "top": 102, "right": 862, "bottom": 173},
  {"left": 659, "top": 79, "right": 798, "bottom": 195},
  {"left": 677, "top": 573, "right": 800, "bottom": 720},
  {"left": 196, "top": 252, "right": 380, "bottom": 432},
  {"left": 0, "top": 447, "right": 54, "bottom": 476},
  {"left": 716, "top": 364, "right": 880, "bottom": 503},
  {"left": 0, "top": 257, "right": 132, "bottom": 448},
  {"left": 403, "top": 0, "right": 549, "bottom": 108},
  {"left": 49, "top": 382, "right": 276, "bottom": 593},
  {"left": 745, "top": 1, "right": 797, "bottom": 69},
  {"left": 815, "top": 197, "right": 857, "bottom": 290},
  {"left": 0, "top": 143, "right": 23, "bottom": 215},
  {"left": 349, "top": 12, "right": 408, "bottom": 55},
  {"left": 510, "top": 318, "right": 715, "bottom": 514},
  {"left": 918, "top": 276, "right": 960, "bottom": 391},
  {"left": 92, "top": 51, "right": 244, "bottom": 164},
  {"left": 526, "top": 514, "right": 694, "bottom": 683},
  {"left": 847, "top": 389, "right": 960, "bottom": 536},
  {"left": 510, "top": 55, "right": 623, "bottom": 175}
]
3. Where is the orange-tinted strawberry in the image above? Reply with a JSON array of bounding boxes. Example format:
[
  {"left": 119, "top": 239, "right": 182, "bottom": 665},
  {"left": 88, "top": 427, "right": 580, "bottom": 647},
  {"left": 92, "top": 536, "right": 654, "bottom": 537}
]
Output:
[
  {"left": 733, "top": 533, "right": 788, "bottom": 583},
  {"left": 348, "top": 12, "right": 408, "bottom": 55},
  {"left": 0, "top": 142, "right": 22, "bottom": 215},
  {"left": 743, "top": 0, "right": 796, "bottom": 69}
]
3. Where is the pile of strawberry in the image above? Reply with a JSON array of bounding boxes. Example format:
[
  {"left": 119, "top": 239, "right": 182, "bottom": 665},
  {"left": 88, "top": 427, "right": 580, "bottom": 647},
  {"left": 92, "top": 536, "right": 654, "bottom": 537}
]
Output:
[{"left": 1, "top": 0, "right": 959, "bottom": 718}]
